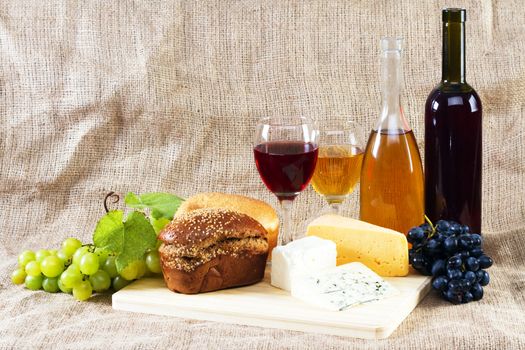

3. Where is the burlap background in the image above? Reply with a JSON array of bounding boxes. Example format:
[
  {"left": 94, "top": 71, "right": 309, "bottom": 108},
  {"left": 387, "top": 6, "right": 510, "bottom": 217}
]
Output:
[{"left": 1, "top": 0, "right": 524, "bottom": 349}]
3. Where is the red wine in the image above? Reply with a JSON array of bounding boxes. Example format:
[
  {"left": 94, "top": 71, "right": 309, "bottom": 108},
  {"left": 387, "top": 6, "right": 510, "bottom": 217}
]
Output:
[
  {"left": 425, "top": 9, "right": 482, "bottom": 233},
  {"left": 254, "top": 141, "right": 318, "bottom": 201},
  {"left": 425, "top": 88, "right": 482, "bottom": 232}
]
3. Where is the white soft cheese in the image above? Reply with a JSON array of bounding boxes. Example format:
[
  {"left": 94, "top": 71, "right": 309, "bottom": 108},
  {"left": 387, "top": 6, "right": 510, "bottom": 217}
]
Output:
[
  {"left": 270, "top": 236, "right": 337, "bottom": 291},
  {"left": 291, "top": 262, "right": 399, "bottom": 311}
]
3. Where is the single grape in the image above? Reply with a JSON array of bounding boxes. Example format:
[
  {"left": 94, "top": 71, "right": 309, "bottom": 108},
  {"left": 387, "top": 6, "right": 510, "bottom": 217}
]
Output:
[
  {"left": 449, "top": 222, "right": 461, "bottom": 234},
  {"left": 136, "top": 260, "right": 147, "bottom": 279},
  {"left": 25, "top": 261, "right": 41, "bottom": 277},
  {"left": 41, "top": 256, "right": 65, "bottom": 277},
  {"left": 447, "top": 255, "right": 462, "bottom": 269},
  {"left": 72, "top": 280, "right": 92, "bottom": 301},
  {"left": 120, "top": 261, "right": 139, "bottom": 281},
  {"left": 67, "top": 263, "right": 81, "bottom": 273},
  {"left": 432, "top": 275, "right": 449, "bottom": 291},
  {"left": 25, "top": 275, "right": 43, "bottom": 290},
  {"left": 408, "top": 249, "right": 416, "bottom": 261},
  {"left": 460, "top": 224, "right": 470, "bottom": 234},
  {"left": 445, "top": 289, "right": 462, "bottom": 304},
  {"left": 470, "top": 234, "right": 482, "bottom": 247},
  {"left": 35, "top": 249, "right": 51, "bottom": 263},
  {"left": 464, "top": 271, "right": 477, "bottom": 284},
  {"left": 42, "top": 277, "right": 59, "bottom": 293},
  {"left": 443, "top": 237, "right": 458, "bottom": 253},
  {"left": 145, "top": 250, "right": 162, "bottom": 274},
  {"left": 458, "top": 234, "right": 473, "bottom": 250},
  {"left": 103, "top": 256, "right": 119, "bottom": 278},
  {"left": 407, "top": 227, "right": 426, "bottom": 244},
  {"left": 79, "top": 252, "right": 99, "bottom": 275},
  {"left": 62, "top": 238, "right": 82, "bottom": 257},
  {"left": 447, "top": 269, "right": 463, "bottom": 281},
  {"left": 471, "top": 283, "right": 484, "bottom": 301},
  {"left": 465, "top": 257, "right": 480, "bottom": 272},
  {"left": 448, "top": 280, "right": 462, "bottom": 293},
  {"left": 425, "top": 239, "right": 441, "bottom": 256},
  {"left": 463, "top": 291, "right": 474, "bottom": 303},
  {"left": 431, "top": 259, "right": 446, "bottom": 277},
  {"left": 72, "top": 246, "right": 90, "bottom": 266},
  {"left": 469, "top": 247, "right": 483, "bottom": 258},
  {"left": 112, "top": 276, "right": 131, "bottom": 291},
  {"left": 410, "top": 255, "right": 431, "bottom": 275},
  {"left": 18, "top": 250, "right": 36, "bottom": 267},
  {"left": 60, "top": 267, "right": 82, "bottom": 288},
  {"left": 478, "top": 255, "right": 493, "bottom": 269},
  {"left": 94, "top": 248, "right": 109, "bottom": 266},
  {"left": 410, "top": 253, "right": 425, "bottom": 268},
  {"left": 58, "top": 278, "right": 72, "bottom": 294},
  {"left": 56, "top": 249, "right": 72, "bottom": 265},
  {"left": 11, "top": 268, "right": 27, "bottom": 285},
  {"left": 478, "top": 270, "right": 490, "bottom": 286},
  {"left": 436, "top": 220, "right": 451, "bottom": 232},
  {"left": 89, "top": 270, "right": 111, "bottom": 292}
]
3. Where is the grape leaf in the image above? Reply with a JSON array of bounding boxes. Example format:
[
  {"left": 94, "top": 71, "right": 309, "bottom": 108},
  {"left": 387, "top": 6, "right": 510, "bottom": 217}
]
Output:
[
  {"left": 115, "top": 211, "right": 157, "bottom": 273},
  {"left": 125, "top": 192, "right": 184, "bottom": 220},
  {"left": 151, "top": 217, "right": 171, "bottom": 234},
  {"left": 93, "top": 210, "right": 125, "bottom": 254}
]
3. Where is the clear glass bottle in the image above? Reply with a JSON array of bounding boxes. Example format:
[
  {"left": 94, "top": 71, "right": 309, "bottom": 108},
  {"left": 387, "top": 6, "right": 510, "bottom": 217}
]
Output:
[
  {"left": 425, "top": 9, "right": 482, "bottom": 233},
  {"left": 360, "top": 37, "right": 424, "bottom": 235}
]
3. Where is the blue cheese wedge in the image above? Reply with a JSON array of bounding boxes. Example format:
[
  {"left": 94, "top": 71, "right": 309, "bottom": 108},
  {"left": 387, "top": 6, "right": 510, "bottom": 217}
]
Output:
[{"left": 291, "top": 262, "right": 399, "bottom": 311}]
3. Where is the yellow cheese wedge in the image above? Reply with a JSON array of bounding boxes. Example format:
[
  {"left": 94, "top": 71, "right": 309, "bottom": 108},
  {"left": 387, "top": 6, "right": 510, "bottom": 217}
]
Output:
[{"left": 306, "top": 214, "right": 409, "bottom": 277}]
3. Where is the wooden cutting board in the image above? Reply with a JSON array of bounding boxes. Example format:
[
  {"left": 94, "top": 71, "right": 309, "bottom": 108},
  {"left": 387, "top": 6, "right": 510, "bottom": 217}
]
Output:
[{"left": 112, "top": 270, "right": 431, "bottom": 339}]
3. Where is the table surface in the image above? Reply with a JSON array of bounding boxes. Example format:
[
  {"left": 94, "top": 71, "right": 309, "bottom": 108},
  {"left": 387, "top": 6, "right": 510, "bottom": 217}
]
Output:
[{"left": 112, "top": 272, "right": 431, "bottom": 339}]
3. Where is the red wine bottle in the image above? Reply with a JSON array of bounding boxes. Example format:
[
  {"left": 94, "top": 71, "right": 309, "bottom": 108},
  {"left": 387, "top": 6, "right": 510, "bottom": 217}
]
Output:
[{"left": 425, "top": 8, "right": 482, "bottom": 233}]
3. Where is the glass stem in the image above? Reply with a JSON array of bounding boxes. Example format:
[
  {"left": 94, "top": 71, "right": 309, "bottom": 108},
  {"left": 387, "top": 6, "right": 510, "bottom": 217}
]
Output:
[
  {"left": 329, "top": 202, "right": 341, "bottom": 214},
  {"left": 279, "top": 199, "right": 294, "bottom": 245}
]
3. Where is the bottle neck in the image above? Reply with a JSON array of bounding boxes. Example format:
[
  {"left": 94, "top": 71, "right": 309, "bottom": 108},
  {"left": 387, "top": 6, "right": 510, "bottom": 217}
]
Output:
[
  {"left": 378, "top": 48, "right": 410, "bottom": 132},
  {"left": 442, "top": 21, "right": 466, "bottom": 84}
]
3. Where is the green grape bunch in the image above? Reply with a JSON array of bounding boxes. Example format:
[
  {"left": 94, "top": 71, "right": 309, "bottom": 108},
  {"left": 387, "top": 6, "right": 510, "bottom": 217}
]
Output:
[
  {"left": 10, "top": 191, "right": 183, "bottom": 302},
  {"left": 11, "top": 239, "right": 164, "bottom": 301}
]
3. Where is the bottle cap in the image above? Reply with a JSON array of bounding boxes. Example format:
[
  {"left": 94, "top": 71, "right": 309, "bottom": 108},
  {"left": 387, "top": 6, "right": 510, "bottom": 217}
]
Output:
[{"left": 442, "top": 8, "right": 466, "bottom": 23}]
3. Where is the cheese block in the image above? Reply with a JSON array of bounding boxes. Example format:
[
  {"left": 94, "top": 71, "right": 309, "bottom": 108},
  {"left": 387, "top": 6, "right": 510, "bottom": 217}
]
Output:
[
  {"left": 306, "top": 214, "right": 409, "bottom": 277},
  {"left": 271, "top": 236, "right": 337, "bottom": 291},
  {"left": 291, "top": 262, "right": 399, "bottom": 311}
]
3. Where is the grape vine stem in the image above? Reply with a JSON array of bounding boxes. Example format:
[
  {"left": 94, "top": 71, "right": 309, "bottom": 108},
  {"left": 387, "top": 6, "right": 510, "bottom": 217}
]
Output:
[{"left": 104, "top": 192, "right": 120, "bottom": 213}]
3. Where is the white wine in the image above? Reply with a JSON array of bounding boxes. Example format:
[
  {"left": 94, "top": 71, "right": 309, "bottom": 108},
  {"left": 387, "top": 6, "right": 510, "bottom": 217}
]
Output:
[{"left": 311, "top": 145, "right": 363, "bottom": 204}]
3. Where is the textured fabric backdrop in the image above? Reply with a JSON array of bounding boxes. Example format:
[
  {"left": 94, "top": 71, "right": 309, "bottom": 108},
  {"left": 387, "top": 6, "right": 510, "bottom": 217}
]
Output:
[{"left": 1, "top": 0, "right": 524, "bottom": 349}]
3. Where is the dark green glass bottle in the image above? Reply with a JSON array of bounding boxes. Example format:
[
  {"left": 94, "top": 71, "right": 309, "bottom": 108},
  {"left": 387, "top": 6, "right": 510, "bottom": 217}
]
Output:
[{"left": 425, "top": 8, "right": 482, "bottom": 233}]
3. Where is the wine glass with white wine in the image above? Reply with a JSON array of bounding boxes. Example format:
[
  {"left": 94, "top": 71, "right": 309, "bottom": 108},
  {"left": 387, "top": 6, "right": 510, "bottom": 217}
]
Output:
[{"left": 310, "top": 121, "right": 365, "bottom": 215}]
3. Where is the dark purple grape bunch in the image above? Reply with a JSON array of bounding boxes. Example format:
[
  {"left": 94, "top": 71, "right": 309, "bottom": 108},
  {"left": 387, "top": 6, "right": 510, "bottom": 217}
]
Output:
[{"left": 408, "top": 220, "right": 493, "bottom": 304}]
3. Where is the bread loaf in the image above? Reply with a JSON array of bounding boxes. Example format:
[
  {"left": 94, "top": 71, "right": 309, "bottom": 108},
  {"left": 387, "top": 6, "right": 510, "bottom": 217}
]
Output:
[
  {"left": 158, "top": 208, "right": 269, "bottom": 294},
  {"left": 174, "top": 192, "right": 279, "bottom": 257}
]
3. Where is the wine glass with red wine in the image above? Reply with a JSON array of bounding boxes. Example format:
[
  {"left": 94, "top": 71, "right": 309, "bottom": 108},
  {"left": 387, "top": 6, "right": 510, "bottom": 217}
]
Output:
[{"left": 253, "top": 116, "right": 319, "bottom": 246}]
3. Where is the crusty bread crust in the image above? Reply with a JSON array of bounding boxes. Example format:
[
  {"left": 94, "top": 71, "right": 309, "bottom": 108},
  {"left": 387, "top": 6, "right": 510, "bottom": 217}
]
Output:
[
  {"left": 160, "top": 208, "right": 267, "bottom": 249},
  {"left": 175, "top": 192, "right": 279, "bottom": 255},
  {"left": 158, "top": 208, "right": 269, "bottom": 294},
  {"left": 160, "top": 253, "right": 267, "bottom": 294}
]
